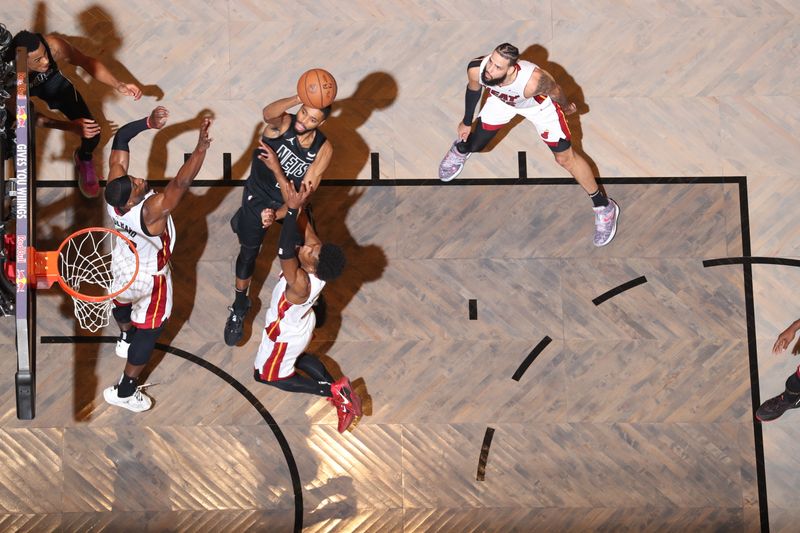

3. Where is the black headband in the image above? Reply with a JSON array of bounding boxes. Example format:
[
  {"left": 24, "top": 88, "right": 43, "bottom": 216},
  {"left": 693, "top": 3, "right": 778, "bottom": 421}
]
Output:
[{"left": 104, "top": 175, "right": 133, "bottom": 208}]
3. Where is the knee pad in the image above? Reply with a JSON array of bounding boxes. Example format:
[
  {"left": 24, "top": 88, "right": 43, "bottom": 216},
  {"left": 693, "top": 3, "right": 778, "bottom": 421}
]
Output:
[
  {"left": 128, "top": 323, "right": 165, "bottom": 366},
  {"left": 112, "top": 303, "right": 132, "bottom": 324},
  {"left": 235, "top": 244, "right": 261, "bottom": 279}
]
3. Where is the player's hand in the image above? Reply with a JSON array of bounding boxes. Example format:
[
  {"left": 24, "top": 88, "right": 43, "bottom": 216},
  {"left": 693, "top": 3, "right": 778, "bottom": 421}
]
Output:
[
  {"left": 72, "top": 118, "right": 101, "bottom": 138},
  {"left": 562, "top": 102, "right": 577, "bottom": 115},
  {"left": 773, "top": 325, "right": 800, "bottom": 354},
  {"left": 148, "top": 106, "right": 169, "bottom": 129},
  {"left": 457, "top": 121, "right": 472, "bottom": 141},
  {"left": 257, "top": 140, "right": 281, "bottom": 173},
  {"left": 285, "top": 181, "right": 312, "bottom": 210},
  {"left": 116, "top": 82, "right": 143, "bottom": 100},
  {"left": 196, "top": 117, "right": 213, "bottom": 151},
  {"left": 301, "top": 177, "right": 318, "bottom": 193},
  {"left": 260, "top": 208, "right": 276, "bottom": 228}
]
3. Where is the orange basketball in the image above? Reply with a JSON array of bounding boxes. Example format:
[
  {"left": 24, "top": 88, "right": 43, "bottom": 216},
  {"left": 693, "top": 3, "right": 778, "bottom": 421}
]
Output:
[{"left": 297, "top": 69, "right": 337, "bottom": 109}]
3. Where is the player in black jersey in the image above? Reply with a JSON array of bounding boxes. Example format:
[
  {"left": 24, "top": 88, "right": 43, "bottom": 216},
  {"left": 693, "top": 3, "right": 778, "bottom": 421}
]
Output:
[
  {"left": 224, "top": 94, "right": 332, "bottom": 346},
  {"left": 8, "top": 30, "right": 142, "bottom": 198}
]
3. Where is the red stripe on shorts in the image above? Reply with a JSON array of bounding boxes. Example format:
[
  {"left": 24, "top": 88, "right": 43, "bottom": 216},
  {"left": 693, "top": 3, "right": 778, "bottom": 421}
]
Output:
[{"left": 134, "top": 275, "right": 167, "bottom": 329}]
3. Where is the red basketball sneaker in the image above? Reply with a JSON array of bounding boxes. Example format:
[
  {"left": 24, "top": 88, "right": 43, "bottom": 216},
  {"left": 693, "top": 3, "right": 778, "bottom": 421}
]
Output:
[{"left": 330, "top": 376, "right": 362, "bottom": 433}]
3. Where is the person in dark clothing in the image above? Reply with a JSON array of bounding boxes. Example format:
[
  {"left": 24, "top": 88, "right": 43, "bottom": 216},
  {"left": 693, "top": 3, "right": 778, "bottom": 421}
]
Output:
[
  {"left": 9, "top": 30, "right": 142, "bottom": 197},
  {"left": 224, "top": 94, "right": 332, "bottom": 346}
]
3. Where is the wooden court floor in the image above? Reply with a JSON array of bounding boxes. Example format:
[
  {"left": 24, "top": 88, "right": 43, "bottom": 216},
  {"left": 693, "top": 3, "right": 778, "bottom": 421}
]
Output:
[{"left": 3, "top": 1, "right": 800, "bottom": 532}]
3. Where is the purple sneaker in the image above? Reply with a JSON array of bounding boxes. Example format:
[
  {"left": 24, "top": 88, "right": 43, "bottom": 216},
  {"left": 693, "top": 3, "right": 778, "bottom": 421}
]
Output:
[
  {"left": 74, "top": 151, "right": 100, "bottom": 198},
  {"left": 438, "top": 141, "right": 471, "bottom": 182},
  {"left": 592, "top": 198, "right": 619, "bottom": 247}
]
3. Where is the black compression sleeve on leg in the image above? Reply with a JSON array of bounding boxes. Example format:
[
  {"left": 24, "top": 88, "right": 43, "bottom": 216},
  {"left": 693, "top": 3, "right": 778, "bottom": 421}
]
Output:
[
  {"left": 457, "top": 118, "right": 499, "bottom": 153},
  {"left": 277, "top": 208, "right": 299, "bottom": 260},
  {"left": 463, "top": 86, "right": 482, "bottom": 126},
  {"left": 296, "top": 353, "right": 334, "bottom": 384},
  {"left": 112, "top": 117, "right": 149, "bottom": 152},
  {"left": 786, "top": 370, "right": 800, "bottom": 395},
  {"left": 254, "top": 371, "right": 331, "bottom": 396}
]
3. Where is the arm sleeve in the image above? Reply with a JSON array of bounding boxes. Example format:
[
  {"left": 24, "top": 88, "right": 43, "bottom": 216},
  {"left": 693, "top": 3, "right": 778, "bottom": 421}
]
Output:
[
  {"left": 111, "top": 117, "right": 149, "bottom": 152},
  {"left": 277, "top": 208, "right": 299, "bottom": 259},
  {"left": 463, "top": 85, "right": 482, "bottom": 126}
]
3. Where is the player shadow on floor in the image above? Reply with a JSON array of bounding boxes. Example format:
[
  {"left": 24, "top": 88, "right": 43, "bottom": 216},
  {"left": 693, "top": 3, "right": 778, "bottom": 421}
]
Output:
[
  {"left": 304, "top": 185, "right": 387, "bottom": 421},
  {"left": 23, "top": 2, "right": 163, "bottom": 174},
  {"left": 321, "top": 71, "right": 398, "bottom": 180},
  {"left": 247, "top": 412, "right": 359, "bottom": 527}
]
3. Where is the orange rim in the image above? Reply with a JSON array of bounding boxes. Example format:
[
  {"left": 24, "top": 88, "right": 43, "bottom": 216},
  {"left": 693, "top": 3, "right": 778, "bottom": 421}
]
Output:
[{"left": 55, "top": 226, "right": 140, "bottom": 303}]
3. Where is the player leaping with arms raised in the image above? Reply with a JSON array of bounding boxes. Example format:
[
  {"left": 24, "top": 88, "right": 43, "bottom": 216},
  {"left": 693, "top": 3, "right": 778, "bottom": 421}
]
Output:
[
  {"left": 252, "top": 141, "right": 360, "bottom": 433},
  {"left": 102, "top": 106, "right": 211, "bottom": 412}
]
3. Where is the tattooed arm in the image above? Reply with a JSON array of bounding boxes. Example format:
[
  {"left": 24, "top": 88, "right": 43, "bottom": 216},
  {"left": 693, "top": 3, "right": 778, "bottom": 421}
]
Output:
[{"left": 525, "top": 67, "right": 577, "bottom": 115}]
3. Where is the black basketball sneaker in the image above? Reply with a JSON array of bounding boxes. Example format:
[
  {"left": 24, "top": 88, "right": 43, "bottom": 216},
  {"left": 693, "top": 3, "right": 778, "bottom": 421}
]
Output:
[
  {"left": 756, "top": 391, "right": 800, "bottom": 422},
  {"left": 224, "top": 299, "right": 251, "bottom": 347}
]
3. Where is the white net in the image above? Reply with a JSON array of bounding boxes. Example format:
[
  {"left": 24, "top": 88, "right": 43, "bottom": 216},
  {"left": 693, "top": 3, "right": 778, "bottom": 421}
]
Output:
[{"left": 58, "top": 229, "right": 138, "bottom": 333}]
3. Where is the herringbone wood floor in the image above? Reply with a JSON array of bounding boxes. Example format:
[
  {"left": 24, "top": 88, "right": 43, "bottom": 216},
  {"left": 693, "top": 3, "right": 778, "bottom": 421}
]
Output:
[{"left": 2, "top": 1, "right": 800, "bottom": 531}]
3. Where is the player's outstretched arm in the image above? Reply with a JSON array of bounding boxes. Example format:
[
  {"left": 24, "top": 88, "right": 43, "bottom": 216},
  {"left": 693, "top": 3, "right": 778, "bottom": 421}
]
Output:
[
  {"left": 277, "top": 182, "right": 313, "bottom": 295},
  {"left": 47, "top": 35, "right": 142, "bottom": 100},
  {"left": 108, "top": 106, "right": 169, "bottom": 182},
  {"left": 145, "top": 116, "right": 212, "bottom": 227},
  {"left": 773, "top": 319, "right": 800, "bottom": 354},
  {"left": 35, "top": 116, "right": 100, "bottom": 138}
]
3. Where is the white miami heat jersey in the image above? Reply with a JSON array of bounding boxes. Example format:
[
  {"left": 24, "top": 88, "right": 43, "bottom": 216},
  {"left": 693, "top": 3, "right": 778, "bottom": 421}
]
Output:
[
  {"left": 479, "top": 56, "right": 545, "bottom": 109},
  {"left": 263, "top": 272, "right": 326, "bottom": 342},
  {"left": 106, "top": 190, "right": 175, "bottom": 278}
]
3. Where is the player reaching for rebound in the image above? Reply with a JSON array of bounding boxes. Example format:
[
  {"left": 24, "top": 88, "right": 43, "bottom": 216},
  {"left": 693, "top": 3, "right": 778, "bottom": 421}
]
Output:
[
  {"left": 252, "top": 143, "right": 359, "bottom": 432},
  {"left": 438, "top": 43, "right": 619, "bottom": 247},
  {"left": 102, "top": 106, "right": 212, "bottom": 412}
]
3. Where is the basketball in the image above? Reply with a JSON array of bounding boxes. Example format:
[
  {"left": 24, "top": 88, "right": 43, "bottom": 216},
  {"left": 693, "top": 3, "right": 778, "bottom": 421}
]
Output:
[{"left": 297, "top": 69, "right": 337, "bottom": 109}]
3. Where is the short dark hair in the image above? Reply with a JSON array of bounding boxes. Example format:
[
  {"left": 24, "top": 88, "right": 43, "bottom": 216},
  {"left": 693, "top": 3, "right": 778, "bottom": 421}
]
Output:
[
  {"left": 494, "top": 43, "right": 520, "bottom": 65},
  {"left": 104, "top": 175, "right": 133, "bottom": 208},
  {"left": 315, "top": 243, "right": 345, "bottom": 281},
  {"left": 11, "top": 30, "right": 41, "bottom": 53},
  {"left": 321, "top": 105, "right": 332, "bottom": 119}
]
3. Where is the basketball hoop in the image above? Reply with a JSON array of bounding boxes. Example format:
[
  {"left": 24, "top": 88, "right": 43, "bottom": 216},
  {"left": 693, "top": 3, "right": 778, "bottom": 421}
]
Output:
[{"left": 32, "top": 227, "right": 139, "bottom": 332}]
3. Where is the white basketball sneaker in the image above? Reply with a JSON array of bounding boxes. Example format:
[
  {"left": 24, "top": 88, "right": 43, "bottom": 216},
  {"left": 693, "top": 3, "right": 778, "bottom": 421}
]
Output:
[{"left": 103, "top": 385, "right": 153, "bottom": 412}]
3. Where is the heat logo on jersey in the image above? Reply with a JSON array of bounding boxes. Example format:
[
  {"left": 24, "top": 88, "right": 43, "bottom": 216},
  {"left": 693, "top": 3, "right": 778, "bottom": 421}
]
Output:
[
  {"left": 275, "top": 144, "right": 312, "bottom": 178},
  {"left": 489, "top": 90, "right": 518, "bottom": 104}
]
